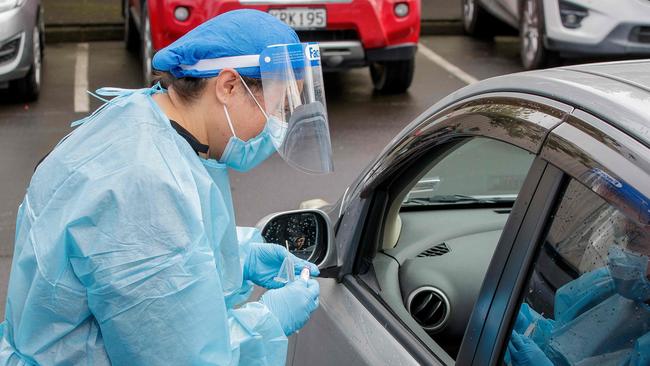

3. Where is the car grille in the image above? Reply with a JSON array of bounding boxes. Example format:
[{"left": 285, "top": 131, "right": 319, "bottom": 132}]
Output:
[
  {"left": 295, "top": 29, "right": 359, "bottom": 42},
  {"left": 630, "top": 26, "right": 650, "bottom": 44},
  {"left": 0, "top": 38, "right": 20, "bottom": 64}
]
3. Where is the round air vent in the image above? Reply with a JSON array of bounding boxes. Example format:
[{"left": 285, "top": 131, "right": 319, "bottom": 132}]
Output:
[{"left": 406, "top": 287, "right": 450, "bottom": 333}]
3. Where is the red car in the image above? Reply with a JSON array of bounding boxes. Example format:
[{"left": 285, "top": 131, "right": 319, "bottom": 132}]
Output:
[{"left": 123, "top": 0, "right": 420, "bottom": 93}]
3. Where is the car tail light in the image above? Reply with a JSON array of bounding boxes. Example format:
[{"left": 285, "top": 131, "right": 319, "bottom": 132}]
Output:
[
  {"left": 174, "top": 6, "right": 190, "bottom": 22},
  {"left": 394, "top": 3, "right": 409, "bottom": 18}
]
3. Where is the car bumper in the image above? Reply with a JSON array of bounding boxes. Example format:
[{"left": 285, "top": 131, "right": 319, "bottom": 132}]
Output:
[
  {"left": 544, "top": 0, "right": 650, "bottom": 51},
  {"left": 319, "top": 42, "right": 416, "bottom": 70},
  {"left": 546, "top": 23, "right": 650, "bottom": 56},
  {"left": 0, "top": 4, "right": 38, "bottom": 85}
]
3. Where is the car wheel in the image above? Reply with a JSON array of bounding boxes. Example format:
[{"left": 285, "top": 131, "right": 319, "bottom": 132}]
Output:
[
  {"left": 124, "top": 0, "right": 139, "bottom": 53},
  {"left": 462, "top": 0, "right": 496, "bottom": 38},
  {"left": 11, "top": 23, "right": 42, "bottom": 102},
  {"left": 370, "top": 58, "right": 415, "bottom": 94},
  {"left": 141, "top": 1, "right": 154, "bottom": 86},
  {"left": 519, "top": 0, "right": 559, "bottom": 70}
]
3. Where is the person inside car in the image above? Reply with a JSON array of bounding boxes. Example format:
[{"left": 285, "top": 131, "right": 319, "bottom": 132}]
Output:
[{"left": 507, "top": 208, "right": 650, "bottom": 366}]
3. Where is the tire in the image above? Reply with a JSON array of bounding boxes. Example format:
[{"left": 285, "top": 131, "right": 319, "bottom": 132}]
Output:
[
  {"left": 141, "top": 1, "right": 154, "bottom": 86},
  {"left": 462, "top": 0, "right": 497, "bottom": 38},
  {"left": 11, "top": 23, "right": 42, "bottom": 102},
  {"left": 124, "top": 0, "right": 139, "bottom": 53},
  {"left": 519, "top": 0, "right": 560, "bottom": 70},
  {"left": 369, "top": 58, "right": 415, "bottom": 94}
]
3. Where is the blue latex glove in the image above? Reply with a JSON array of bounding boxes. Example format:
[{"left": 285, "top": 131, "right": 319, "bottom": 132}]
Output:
[
  {"left": 508, "top": 331, "right": 553, "bottom": 366},
  {"left": 514, "top": 307, "right": 533, "bottom": 334},
  {"left": 513, "top": 303, "right": 556, "bottom": 348},
  {"left": 260, "top": 278, "right": 320, "bottom": 336},
  {"left": 245, "top": 243, "right": 320, "bottom": 289}
]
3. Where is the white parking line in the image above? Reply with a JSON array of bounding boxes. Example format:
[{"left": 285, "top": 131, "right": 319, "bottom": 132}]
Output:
[
  {"left": 74, "top": 43, "right": 89, "bottom": 113},
  {"left": 418, "top": 43, "right": 479, "bottom": 85}
]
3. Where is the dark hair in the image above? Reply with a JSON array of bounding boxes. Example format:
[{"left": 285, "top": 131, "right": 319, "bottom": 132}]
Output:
[{"left": 152, "top": 71, "right": 263, "bottom": 103}]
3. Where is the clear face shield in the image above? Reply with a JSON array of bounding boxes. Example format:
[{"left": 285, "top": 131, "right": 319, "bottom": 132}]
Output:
[{"left": 258, "top": 43, "right": 333, "bottom": 174}]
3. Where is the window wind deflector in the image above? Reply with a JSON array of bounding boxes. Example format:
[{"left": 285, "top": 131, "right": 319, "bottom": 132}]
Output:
[
  {"left": 402, "top": 194, "right": 497, "bottom": 206},
  {"left": 428, "top": 194, "right": 496, "bottom": 203}
]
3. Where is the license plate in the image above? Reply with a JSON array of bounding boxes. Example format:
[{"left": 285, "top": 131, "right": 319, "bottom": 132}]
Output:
[{"left": 268, "top": 8, "right": 327, "bottom": 30}]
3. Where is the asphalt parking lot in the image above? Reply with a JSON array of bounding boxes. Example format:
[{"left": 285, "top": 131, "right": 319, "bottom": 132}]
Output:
[{"left": 0, "top": 34, "right": 557, "bottom": 316}]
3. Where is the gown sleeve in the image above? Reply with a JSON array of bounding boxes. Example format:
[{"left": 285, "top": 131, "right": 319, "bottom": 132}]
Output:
[
  {"left": 66, "top": 162, "right": 287, "bottom": 365},
  {"left": 554, "top": 267, "right": 615, "bottom": 324}
]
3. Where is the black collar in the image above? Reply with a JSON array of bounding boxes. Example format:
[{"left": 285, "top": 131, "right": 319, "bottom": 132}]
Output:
[{"left": 169, "top": 120, "right": 209, "bottom": 155}]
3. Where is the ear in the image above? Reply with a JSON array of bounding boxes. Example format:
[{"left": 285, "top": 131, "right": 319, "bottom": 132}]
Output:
[{"left": 215, "top": 68, "right": 240, "bottom": 105}]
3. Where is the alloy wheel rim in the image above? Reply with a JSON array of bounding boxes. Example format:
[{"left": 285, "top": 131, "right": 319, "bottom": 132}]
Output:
[
  {"left": 143, "top": 13, "right": 153, "bottom": 84},
  {"left": 124, "top": 1, "right": 131, "bottom": 42},
  {"left": 33, "top": 26, "right": 41, "bottom": 87},
  {"left": 522, "top": 0, "right": 540, "bottom": 63},
  {"left": 463, "top": 0, "right": 476, "bottom": 27}
]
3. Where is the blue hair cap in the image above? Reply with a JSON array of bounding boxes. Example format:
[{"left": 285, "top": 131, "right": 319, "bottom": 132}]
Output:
[{"left": 152, "top": 9, "right": 299, "bottom": 79}]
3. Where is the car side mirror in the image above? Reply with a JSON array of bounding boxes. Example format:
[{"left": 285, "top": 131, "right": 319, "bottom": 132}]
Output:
[{"left": 256, "top": 209, "right": 333, "bottom": 266}]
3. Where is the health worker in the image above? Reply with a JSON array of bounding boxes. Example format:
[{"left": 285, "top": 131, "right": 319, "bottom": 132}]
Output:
[
  {"left": 507, "top": 210, "right": 650, "bottom": 366},
  {"left": 0, "top": 9, "right": 333, "bottom": 366}
]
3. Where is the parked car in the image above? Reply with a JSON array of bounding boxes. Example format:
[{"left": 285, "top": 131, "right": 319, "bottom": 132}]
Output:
[
  {"left": 256, "top": 59, "right": 650, "bottom": 364},
  {"left": 123, "top": 0, "right": 420, "bottom": 93},
  {"left": 462, "top": 0, "right": 650, "bottom": 70},
  {"left": 0, "top": 0, "right": 43, "bottom": 102}
]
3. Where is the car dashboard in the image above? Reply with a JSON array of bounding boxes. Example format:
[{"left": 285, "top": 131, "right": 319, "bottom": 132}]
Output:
[{"left": 373, "top": 207, "right": 510, "bottom": 358}]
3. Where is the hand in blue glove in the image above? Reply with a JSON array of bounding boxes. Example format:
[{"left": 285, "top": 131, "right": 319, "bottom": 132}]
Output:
[
  {"left": 260, "top": 278, "right": 320, "bottom": 336},
  {"left": 508, "top": 331, "right": 553, "bottom": 366},
  {"left": 514, "top": 308, "right": 531, "bottom": 335},
  {"left": 244, "top": 243, "right": 320, "bottom": 289},
  {"left": 514, "top": 303, "right": 543, "bottom": 334}
]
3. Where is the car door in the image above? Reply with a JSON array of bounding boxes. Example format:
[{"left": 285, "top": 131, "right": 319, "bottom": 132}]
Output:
[
  {"left": 464, "top": 109, "right": 650, "bottom": 365},
  {"left": 288, "top": 93, "right": 573, "bottom": 365}
]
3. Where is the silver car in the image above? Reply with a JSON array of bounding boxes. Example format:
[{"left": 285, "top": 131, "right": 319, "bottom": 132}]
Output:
[
  {"left": 258, "top": 60, "right": 650, "bottom": 365},
  {"left": 0, "top": 0, "right": 43, "bottom": 101}
]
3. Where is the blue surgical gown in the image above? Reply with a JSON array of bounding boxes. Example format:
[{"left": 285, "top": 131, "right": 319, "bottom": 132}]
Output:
[
  {"left": 0, "top": 87, "right": 287, "bottom": 365},
  {"left": 517, "top": 267, "right": 650, "bottom": 365}
]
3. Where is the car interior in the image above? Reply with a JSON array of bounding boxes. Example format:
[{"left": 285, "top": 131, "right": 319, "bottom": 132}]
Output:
[{"left": 365, "top": 137, "right": 536, "bottom": 359}]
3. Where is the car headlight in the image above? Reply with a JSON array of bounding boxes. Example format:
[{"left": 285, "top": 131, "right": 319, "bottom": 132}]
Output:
[{"left": 0, "top": 0, "right": 25, "bottom": 13}]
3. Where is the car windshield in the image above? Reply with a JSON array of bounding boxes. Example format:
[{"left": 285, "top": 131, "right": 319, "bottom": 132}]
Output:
[{"left": 402, "top": 138, "right": 534, "bottom": 207}]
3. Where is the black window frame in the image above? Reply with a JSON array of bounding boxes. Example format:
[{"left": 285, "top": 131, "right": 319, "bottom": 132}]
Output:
[{"left": 473, "top": 109, "right": 650, "bottom": 365}]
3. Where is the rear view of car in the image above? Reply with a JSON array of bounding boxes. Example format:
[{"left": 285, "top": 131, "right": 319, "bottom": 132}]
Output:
[
  {"left": 124, "top": 0, "right": 420, "bottom": 93},
  {"left": 0, "top": 0, "right": 43, "bottom": 102}
]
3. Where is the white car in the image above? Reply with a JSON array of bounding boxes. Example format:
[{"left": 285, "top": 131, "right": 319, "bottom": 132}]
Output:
[
  {"left": 0, "top": 0, "right": 43, "bottom": 101},
  {"left": 462, "top": 0, "right": 650, "bottom": 69}
]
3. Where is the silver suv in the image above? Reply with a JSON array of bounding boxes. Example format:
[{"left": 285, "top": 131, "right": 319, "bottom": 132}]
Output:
[{"left": 0, "top": 0, "right": 43, "bottom": 102}]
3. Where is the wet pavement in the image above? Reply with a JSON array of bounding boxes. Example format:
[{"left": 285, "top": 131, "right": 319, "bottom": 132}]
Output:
[{"left": 0, "top": 35, "right": 536, "bottom": 316}]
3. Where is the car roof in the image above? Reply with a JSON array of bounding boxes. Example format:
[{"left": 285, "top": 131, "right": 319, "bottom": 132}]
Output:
[{"left": 429, "top": 59, "right": 650, "bottom": 148}]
